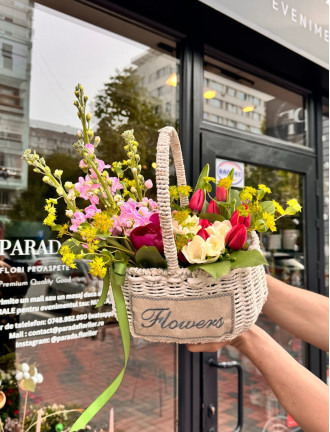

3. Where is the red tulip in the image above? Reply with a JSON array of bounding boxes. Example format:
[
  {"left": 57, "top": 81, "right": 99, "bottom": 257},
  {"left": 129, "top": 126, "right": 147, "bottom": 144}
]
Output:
[
  {"left": 206, "top": 200, "right": 219, "bottom": 214},
  {"left": 197, "top": 228, "right": 210, "bottom": 240},
  {"left": 226, "top": 224, "right": 247, "bottom": 250},
  {"left": 178, "top": 250, "right": 188, "bottom": 264},
  {"left": 189, "top": 188, "right": 204, "bottom": 213},
  {"left": 199, "top": 218, "right": 212, "bottom": 229},
  {"left": 130, "top": 221, "right": 164, "bottom": 253},
  {"left": 216, "top": 186, "right": 227, "bottom": 202},
  {"left": 230, "top": 206, "right": 251, "bottom": 228}
]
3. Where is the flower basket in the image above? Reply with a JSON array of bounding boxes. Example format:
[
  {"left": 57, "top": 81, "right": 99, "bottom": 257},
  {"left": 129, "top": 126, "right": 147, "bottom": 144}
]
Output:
[{"left": 110, "top": 126, "right": 268, "bottom": 344}]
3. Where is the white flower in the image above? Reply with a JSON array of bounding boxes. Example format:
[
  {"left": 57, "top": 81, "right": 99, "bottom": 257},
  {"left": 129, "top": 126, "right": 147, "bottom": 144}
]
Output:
[
  {"left": 23, "top": 372, "right": 30, "bottom": 380},
  {"left": 206, "top": 220, "right": 232, "bottom": 238},
  {"left": 21, "top": 363, "right": 29, "bottom": 373},
  {"left": 173, "top": 215, "right": 201, "bottom": 235},
  {"left": 205, "top": 234, "right": 226, "bottom": 257},
  {"left": 15, "top": 371, "right": 23, "bottom": 381},
  {"left": 182, "top": 236, "right": 206, "bottom": 264},
  {"left": 36, "top": 373, "right": 43, "bottom": 384}
]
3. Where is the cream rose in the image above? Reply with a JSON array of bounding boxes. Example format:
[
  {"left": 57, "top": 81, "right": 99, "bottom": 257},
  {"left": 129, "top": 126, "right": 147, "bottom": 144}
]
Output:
[
  {"left": 182, "top": 233, "right": 225, "bottom": 264},
  {"left": 206, "top": 220, "right": 232, "bottom": 238},
  {"left": 205, "top": 234, "right": 226, "bottom": 257}
]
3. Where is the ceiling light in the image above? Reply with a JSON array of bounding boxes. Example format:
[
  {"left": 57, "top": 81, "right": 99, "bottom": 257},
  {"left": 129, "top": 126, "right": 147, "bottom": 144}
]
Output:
[
  {"left": 242, "top": 105, "right": 255, "bottom": 112},
  {"left": 166, "top": 73, "right": 177, "bottom": 87},
  {"left": 203, "top": 90, "right": 216, "bottom": 99}
]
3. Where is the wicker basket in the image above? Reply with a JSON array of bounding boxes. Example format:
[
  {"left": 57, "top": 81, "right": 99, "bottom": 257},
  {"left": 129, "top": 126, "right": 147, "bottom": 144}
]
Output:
[{"left": 111, "top": 126, "right": 268, "bottom": 344}]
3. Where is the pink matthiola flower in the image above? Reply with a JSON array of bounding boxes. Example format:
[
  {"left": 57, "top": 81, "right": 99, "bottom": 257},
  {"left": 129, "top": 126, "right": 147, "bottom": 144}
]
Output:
[
  {"left": 113, "top": 199, "right": 152, "bottom": 235},
  {"left": 79, "top": 159, "right": 87, "bottom": 169},
  {"left": 139, "top": 197, "right": 159, "bottom": 211},
  {"left": 74, "top": 175, "right": 101, "bottom": 201},
  {"left": 70, "top": 211, "right": 86, "bottom": 232},
  {"left": 144, "top": 179, "right": 153, "bottom": 189},
  {"left": 85, "top": 204, "right": 100, "bottom": 219},
  {"left": 85, "top": 143, "right": 94, "bottom": 155},
  {"left": 95, "top": 158, "right": 111, "bottom": 172},
  {"left": 109, "top": 177, "right": 123, "bottom": 194},
  {"left": 89, "top": 195, "right": 99, "bottom": 206}
]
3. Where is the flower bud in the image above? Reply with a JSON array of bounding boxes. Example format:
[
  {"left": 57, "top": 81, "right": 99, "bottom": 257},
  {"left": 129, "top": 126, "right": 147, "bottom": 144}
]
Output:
[
  {"left": 74, "top": 90, "right": 79, "bottom": 97},
  {"left": 56, "top": 187, "right": 64, "bottom": 196},
  {"left": 255, "top": 219, "right": 267, "bottom": 232},
  {"left": 131, "top": 167, "right": 137, "bottom": 174},
  {"left": 206, "top": 200, "right": 219, "bottom": 214},
  {"left": 87, "top": 129, "right": 94, "bottom": 139},
  {"left": 94, "top": 136, "right": 100, "bottom": 145},
  {"left": 226, "top": 224, "right": 247, "bottom": 250},
  {"left": 131, "top": 187, "right": 137, "bottom": 194},
  {"left": 64, "top": 181, "right": 73, "bottom": 190},
  {"left": 66, "top": 209, "right": 73, "bottom": 218},
  {"left": 54, "top": 169, "right": 63, "bottom": 179},
  {"left": 84, "top": 95, "right": 89, "bottom": 102},
  {"left": 76, "top": 130, "right": 82, "bottom": 138},
  {"left": 86, "top": 112, "right": 92, "bottom": 121},
  {"left": 73, "top": 100, "right": 78, "bottom": 106},
  {"left": 230, "top": 208, "right": 251, "bottom": 228},
  {"left": 216, "top": 186, "right": 227, "bottom": 202},
  {"left": 145, "top": 179, "right": 153, "bottom": 189},
  {"left": 189, "top": 189, "right": 205, "bottom": 213},
  {"left": 197, "top": 228, "right": 210, "bottom": 240}
]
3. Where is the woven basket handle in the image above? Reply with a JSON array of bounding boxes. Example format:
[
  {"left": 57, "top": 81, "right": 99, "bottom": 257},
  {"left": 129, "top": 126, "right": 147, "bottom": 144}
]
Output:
[{"left": 156, "top": 127, "right": 189, "bottom": 274}]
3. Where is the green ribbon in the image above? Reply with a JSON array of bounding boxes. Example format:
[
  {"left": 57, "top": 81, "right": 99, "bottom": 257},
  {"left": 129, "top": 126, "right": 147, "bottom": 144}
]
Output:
[{"left": 70, "top": 264, "right": 130, "bottom": 432}]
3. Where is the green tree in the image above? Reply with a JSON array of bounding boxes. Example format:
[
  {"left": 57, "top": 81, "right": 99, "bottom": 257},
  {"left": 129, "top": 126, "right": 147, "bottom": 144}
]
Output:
[{"left": 94, "top": 67, "right": 173, "bottom": 183}]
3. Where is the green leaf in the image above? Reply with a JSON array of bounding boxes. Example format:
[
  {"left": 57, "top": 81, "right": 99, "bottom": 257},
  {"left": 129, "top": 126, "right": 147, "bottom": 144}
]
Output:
[
  {"left": 194, "top": 164, "right": 209, "bottom": 192},
  {"left": 188, "top": 260, "right": 231, "bottom": 280},
  {"left": 260, "top": 201, "right": 275, "bottom": 214},
  {"left": 61, "top": 238, "right": 83, "bottom": 255},
  {"left": 96, "top": 267, "right": 110, "bottom": 308},
  {"left": 228, "top": 188, "right": 241, "bottom": 213},
  {"left": 199, "top": 213, "right": 225, "bottom": 223},
  {"left": 229, "top": 249, "right": 268, "bottom": 269},
  {"left": 22, "top": 378, "right": 36, "bottom": 392},
  {"left": 135, "top": 246, "right": 167, "bottom": 269},
  {"left": 51, "top": 224, "right": 62, "bottom": 232}
]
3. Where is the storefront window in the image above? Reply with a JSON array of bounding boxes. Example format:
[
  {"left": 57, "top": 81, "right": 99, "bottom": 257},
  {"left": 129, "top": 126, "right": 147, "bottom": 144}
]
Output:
[
  {"left": 203, "top": 57, "right": 308, "bottom": 146},
  {"left": 217, "top": 165, "right": 305, "bottom": 431},
  {"left": 0, "top": 1, "right": 179, "bottom": 430}
]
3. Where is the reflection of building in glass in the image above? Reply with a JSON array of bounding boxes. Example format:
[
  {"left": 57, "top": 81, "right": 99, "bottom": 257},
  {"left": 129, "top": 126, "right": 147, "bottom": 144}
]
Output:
[
  {"left": 0, "top": 0, "right": 33, "bottom": 214},
  {"left": 132, "top": 50, "right": 178, "bottom": 121},
  {"left": 203, "top": 72, "right": 269, "bottom": 135},
  {"left": 322, "top": 112, "right": 329, "bottom": 293},
  {"left": 29, "top": 120, "right": 77, "bottom": 156}
]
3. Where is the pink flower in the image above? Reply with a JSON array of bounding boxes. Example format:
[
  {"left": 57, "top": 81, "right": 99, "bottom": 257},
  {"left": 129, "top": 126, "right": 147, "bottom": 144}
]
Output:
[
  {"left": 74, "top": 175, "right": 101, "bottom": 202},
  {"left": 216, "top": 186, "right": 227, "bottom": 202},
  {"left": 226, "top": 224, "right": 247, "bottom": 250},
  {"left": 198, "top": 229, "right": 210, "bottom": 240},
  {"left": 130, "top": 218, "right": 163, "bottom": 253},
  {"left": 85, "top": 204, "right": 100, "bottom": 219},
  {"left": 109, "top": 177, "right": 123, "bottom": 194},
  {"left": 207, "top": 200, "right": 219, "bottom": 214},
  {"left": 79, "top": 159, "right": 87, "bottom": 169},
  {"left": 70, "top": 211, "right": 86, "bottom": 232},
  {"left": 85, "top": 143, "right": 94, "bottom": 154},
  {"left": 189, "top": 189, "right": 204, "bottom": 213},
  {"left": 95, "top": 158, "right": 111, "bottom": 172},
  {"left": 199, "top": 218, "right": 212, "bottom": 229},
  {"left": 230, "top": 205, "right": 251, "bottom": 228},
  {"left": 145, "top": 179, "right": 153, "bottom": 189}
]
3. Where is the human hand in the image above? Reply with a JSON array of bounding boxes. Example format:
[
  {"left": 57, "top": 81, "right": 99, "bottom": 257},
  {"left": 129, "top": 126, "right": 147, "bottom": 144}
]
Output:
[{"left": 186, "top": 341, "right": 229, "bottom": 352}]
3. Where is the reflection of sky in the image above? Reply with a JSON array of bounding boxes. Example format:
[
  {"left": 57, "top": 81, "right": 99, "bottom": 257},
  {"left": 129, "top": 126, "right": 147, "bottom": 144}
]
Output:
[{"left": 29, "top": 3, "right": 147, "bottom": 129}]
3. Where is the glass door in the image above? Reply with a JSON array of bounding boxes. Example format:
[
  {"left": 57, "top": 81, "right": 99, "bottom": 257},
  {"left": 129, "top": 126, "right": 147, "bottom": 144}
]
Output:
[{"left": 199, "top": 56, "right": 322, "bottom": 432}]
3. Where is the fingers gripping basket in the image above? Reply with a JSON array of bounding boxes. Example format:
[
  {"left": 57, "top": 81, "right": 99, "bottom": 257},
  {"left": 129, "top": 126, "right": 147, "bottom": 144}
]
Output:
[{"left": 111, "top": 126, "right": 268, "bottom": 344}]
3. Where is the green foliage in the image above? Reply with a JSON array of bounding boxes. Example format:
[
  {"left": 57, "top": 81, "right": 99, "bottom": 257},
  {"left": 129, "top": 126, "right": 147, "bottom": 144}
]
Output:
[
  {"left": 194, "top": 164, "right": 210, "bottom": 192},
  {"left": 189, "top": 260, "right": 231, "bottom": 279},
  {"left": 135, "top": 246, "right": 167, "bottom": 269},
  {"left": 229, "top": 249, "right": 268, "bottom": 269},
  {"left": 94, "top": 67, "right": 174, "bottom": 192}
]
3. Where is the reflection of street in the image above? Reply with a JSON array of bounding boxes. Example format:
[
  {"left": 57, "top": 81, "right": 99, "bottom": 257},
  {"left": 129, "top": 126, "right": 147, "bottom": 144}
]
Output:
[{"left": 17, "top": 327, "right": 177, "bottom": 431}]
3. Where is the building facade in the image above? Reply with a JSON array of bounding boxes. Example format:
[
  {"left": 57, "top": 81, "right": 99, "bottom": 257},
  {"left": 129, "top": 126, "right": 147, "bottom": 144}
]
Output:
[{"left": 0, "top": 1, "right": 328, "bottom": 431}]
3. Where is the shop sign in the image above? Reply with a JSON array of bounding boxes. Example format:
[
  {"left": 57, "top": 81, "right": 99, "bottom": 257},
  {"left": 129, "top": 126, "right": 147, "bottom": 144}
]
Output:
[
  {"left": 216, "top": 158, "right": 245, "bottom": 188},
  {"left": 199, "top": 0, "right": 329, "bottom": 69}
]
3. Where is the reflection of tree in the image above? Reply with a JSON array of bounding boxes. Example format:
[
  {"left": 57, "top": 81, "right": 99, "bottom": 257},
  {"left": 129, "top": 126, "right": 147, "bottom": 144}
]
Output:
[
  {"left": 94, "top": 67, "right": 173, "bottom": 183},
  {"left": 9, "top": 153, "right": 81, "bottom": 225}
]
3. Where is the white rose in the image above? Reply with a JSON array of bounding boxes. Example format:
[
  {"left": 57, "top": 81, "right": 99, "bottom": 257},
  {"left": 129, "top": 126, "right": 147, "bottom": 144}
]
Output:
[
  {"left": 206, "top": 220, "right": 232, "bottom": 238},
  {"left": 182, "top": 235, "right": 219, "bottom": 264},
  {"left": 182, "top": 235, "right": 206, "bottom": 264},
  {"left": 205, "top": 234, "right": 226, "bottom": 257}
]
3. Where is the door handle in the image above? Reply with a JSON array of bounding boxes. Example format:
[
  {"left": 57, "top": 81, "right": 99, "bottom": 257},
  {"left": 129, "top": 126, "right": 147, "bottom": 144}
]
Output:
[{"left": 209, "top": 358, "right": 244, "bottom": 432}]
